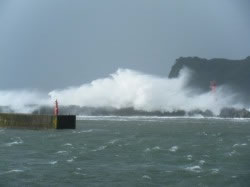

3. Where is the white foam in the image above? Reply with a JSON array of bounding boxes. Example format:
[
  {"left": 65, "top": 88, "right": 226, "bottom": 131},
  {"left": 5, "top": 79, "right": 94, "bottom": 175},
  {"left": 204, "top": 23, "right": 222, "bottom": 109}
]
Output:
[
  {"left": 142, "top": 175, "right": 151, "bottom": 180},
  {"left": 169, "top": 146, "right": 178, "bottom": 152},
  {"left": 74, "top": 172, "right": 86, "bottom": 176},
  {"left": 152, "top": 146, "right": 160, "bottom": 150},
  {"left": 56, "top": 151, "right": 67, "bottom": 154},
  {"left": 185, "top": 165, "right": 201, "bottom": 173},
  {"left": 227, "top": 150, "right": 237, "bottom": 157},
  {"left": 63, "top": 143, "right": 72, "bottom": 146},
  {"left": 211, "top": 168, "right": 219, "bottom": 174},
  {"left": 77, "top": 115, "right": 250, "bottom": 122},
  {"left": 233, "top": 143, "right": 247, "bottom": 147},
  {"left": 67, "top": 156, "right": 77, "bottom": 163},
  {"left": 49, "top": 161, "right": 57, "bottom": 165},
  {"left": 108, "top": 139, "right": 119, "bottom": 144},
  {"left": 199, "top": 160, "right": 206, "bottom": 165},
  {"left": 165, "top": 170, "right": 173, "bottom": 173},
  {"left": 77, "top": 129, "right": 94, "bottom": 133},
  {"left": 186, "top": 155, "right": 192, "bottom": 160},
  {"left": 5, "top": 137, "right": 23, "bottom": 147},
  {"left": 6, "top": 169, "right": 24, "bottom": 173},
  {"left": 92, "top": 145, "right": 107, "bottom": 152},
  {"left": 218, "top": 138, "right": 223, "bottom": 142},
  {"left": 144, "top": 146, "right": 161, "bottom": 152},
  {"left": 202, "top": 132, "right": 208, "bottom": 136}
]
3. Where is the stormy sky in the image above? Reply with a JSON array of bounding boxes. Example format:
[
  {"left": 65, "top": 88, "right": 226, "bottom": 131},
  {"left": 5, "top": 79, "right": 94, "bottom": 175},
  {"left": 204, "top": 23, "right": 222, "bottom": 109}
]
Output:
[{"left": 0, "top": 0, "right": 250, "bottom": 91}]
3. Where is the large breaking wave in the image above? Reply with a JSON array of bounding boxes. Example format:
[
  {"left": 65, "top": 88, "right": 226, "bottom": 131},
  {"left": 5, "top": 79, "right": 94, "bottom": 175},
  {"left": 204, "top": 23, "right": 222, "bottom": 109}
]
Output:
[
  {"left": 0, "top": 68, "right": 244, "bottom": 114},
  {"left": 48, "top": 68, "right": 242, "bottom": 115}
]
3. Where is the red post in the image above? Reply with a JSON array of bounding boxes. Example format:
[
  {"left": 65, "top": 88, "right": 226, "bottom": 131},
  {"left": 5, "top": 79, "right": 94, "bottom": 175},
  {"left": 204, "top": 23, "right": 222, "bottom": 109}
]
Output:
[
  {"left": 210, "top": 81, "right": 216, "bottom": 93},
  {"left": 54, "top": 100, "right": 59, "bottom": 116}
]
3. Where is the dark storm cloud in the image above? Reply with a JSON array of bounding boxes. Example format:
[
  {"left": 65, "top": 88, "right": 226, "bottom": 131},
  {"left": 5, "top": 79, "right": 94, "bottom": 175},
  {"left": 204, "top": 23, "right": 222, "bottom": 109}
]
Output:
[{"left": 0, "top": 0, "right": 250, "bottom": 91}]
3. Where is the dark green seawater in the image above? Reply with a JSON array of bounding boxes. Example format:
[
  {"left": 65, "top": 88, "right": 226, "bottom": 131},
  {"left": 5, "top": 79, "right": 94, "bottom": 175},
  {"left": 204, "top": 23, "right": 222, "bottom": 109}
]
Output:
[{"left": 1, "top": 117, "right": 250, "bottom": 186}]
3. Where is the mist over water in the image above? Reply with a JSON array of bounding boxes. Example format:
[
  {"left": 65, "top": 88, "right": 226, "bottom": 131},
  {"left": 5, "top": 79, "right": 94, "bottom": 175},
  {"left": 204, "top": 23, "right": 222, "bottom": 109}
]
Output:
[{"left": 0, "top": 68, "right": 244, "bottom": 114}]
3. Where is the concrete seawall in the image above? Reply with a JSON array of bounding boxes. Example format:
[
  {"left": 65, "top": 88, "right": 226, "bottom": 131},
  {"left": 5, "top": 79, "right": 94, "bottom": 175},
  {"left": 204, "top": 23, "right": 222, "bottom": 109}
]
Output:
[{"left": 0, "top": 113, "right": 76, "bottom": 129}]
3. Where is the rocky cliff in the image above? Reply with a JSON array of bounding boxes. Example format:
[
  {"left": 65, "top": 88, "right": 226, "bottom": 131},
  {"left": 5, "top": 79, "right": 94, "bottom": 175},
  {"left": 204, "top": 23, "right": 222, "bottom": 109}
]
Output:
[{"left": 168, "top": 56, "right": 250, "bottom": 103}]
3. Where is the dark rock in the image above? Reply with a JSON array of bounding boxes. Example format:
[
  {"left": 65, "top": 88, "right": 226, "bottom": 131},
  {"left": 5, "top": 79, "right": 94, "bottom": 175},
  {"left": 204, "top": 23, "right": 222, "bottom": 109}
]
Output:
[
  {"left": 219, "top": 108, "right": 250, "bottom": 118},
  {"left": 187, "top": 109, "right": 214, "bottom": 117}
]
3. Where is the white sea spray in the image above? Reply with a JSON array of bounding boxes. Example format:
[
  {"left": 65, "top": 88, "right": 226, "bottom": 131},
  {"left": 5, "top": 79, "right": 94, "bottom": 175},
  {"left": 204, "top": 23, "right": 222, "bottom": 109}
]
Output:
[{"left": 0, "top": 68, "right": 243, "bottom": 114}]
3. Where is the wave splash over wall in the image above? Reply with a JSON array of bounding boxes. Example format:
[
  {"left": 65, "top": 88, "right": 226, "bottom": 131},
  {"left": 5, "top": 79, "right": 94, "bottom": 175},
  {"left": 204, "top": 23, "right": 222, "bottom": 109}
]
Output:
[
  {"left": 48, "top": 68, "right": 241, "bottom": 115},
  {"left": 0, "top": 90, "right": 49, "bottom": 113}
]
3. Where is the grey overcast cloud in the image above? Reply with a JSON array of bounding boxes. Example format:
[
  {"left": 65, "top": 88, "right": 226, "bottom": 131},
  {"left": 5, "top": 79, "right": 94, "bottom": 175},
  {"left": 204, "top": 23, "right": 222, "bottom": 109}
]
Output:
[{"left": 0, "top": 0, "right": 250, "bottom": 91}]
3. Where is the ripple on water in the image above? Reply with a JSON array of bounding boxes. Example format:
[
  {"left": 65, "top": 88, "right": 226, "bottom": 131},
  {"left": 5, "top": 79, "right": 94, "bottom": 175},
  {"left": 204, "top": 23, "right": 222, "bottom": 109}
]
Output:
[
  {"left": 0, "top": 129, "right": 5, "bottom": 134},
  {"left": 197, "top": 131, "right": 208, "bottom": 136},
  {"left": 63, "top": 143, "right": 73, "bottom": 146}
]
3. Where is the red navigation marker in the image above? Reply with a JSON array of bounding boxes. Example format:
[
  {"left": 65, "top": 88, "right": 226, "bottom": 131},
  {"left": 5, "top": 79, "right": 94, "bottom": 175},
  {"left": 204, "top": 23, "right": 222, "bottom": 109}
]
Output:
[
  {"left": 54, "top": 100, "right": 59, "bottom": 116},
  {"left": 210, "top": 80, "right": 216, "bottom": 93}
]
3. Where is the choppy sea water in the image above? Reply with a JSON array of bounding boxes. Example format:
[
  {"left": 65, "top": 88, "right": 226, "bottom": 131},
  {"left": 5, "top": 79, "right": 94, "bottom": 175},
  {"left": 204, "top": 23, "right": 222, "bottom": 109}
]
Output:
[{"left": 0, "top": 116, "right": 250, "bottom": 186}]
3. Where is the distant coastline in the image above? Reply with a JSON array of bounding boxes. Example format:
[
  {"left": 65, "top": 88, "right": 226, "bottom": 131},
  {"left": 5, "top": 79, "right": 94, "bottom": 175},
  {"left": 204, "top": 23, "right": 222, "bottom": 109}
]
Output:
[{"left": 1, "top": 56, "right": 250, "bottom": 118}]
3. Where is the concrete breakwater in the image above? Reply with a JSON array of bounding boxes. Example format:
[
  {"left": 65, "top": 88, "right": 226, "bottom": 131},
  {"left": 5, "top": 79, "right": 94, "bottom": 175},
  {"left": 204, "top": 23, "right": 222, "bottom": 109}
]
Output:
[{"left": 0, "top": 113, "right": 76, "bottom": 129}]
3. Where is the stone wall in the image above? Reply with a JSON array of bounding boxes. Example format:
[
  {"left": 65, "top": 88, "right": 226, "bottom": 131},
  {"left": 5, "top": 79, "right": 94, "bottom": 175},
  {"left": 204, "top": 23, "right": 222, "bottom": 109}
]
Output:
[{"left": 0, "top": 113, "right": 75, "bottom": 129}]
